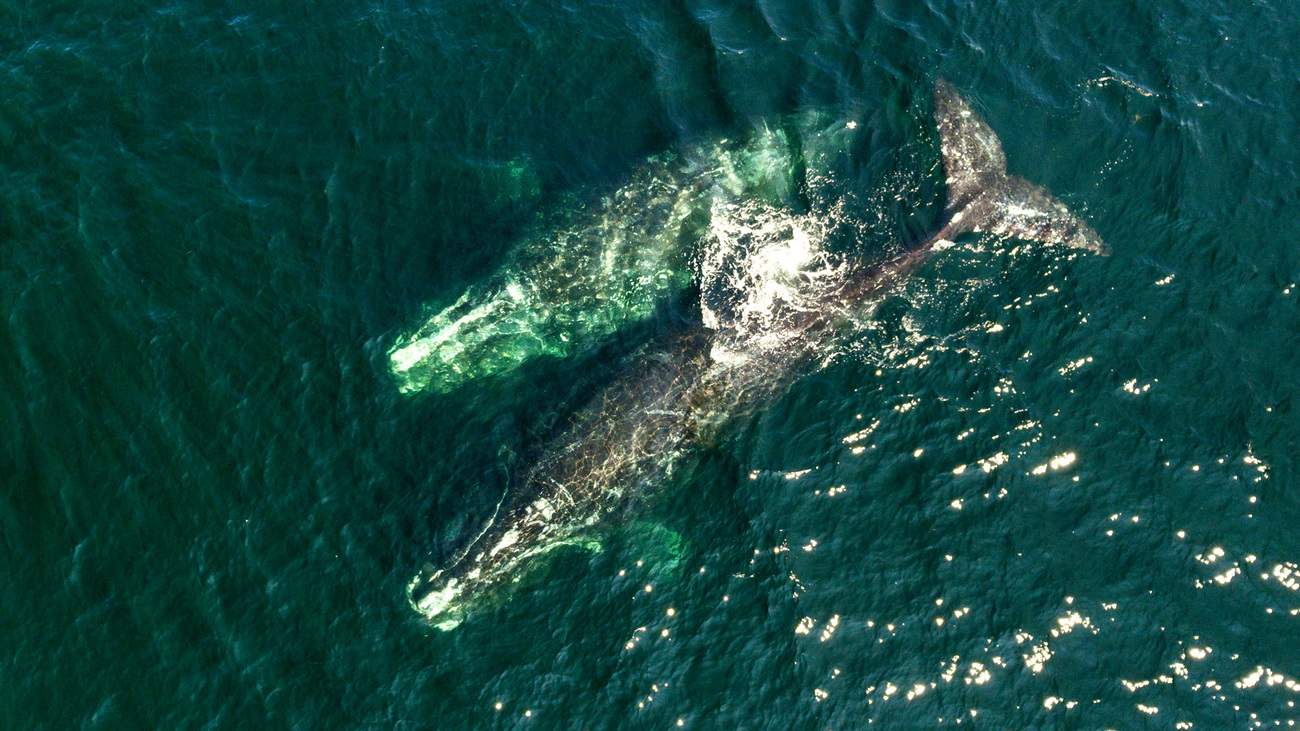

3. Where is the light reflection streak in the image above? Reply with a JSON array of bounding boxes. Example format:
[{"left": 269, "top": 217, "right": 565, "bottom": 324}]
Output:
[
  {"left": 1271, "top": 562, "right": 1300, "bottom": 590},
  {"left": 820, "top": 615, "right": 840, "bottom": 642},
  {"left": 1104, "top": 637, "right": 1300, "bottom": 727},
  {"left": 1043, "top": 696, "right": 1079, "bottom": 709},
  {"left": 1030, "top": 451, "right": 1077, "bottom": 475},
  {"left": 1050, "top": 611, "right": 1096, "bottom": 638},
  {"left": 1021, "top": 644, "right": 1053, "bottom": 674},
  {"left": 1236, "top": 667, "right": 1300, "bottom": 692},
  {"left": 1212, "top": 566, "right": 1242, "bottom": 585},
  {"left": 1057, "top": 356, "right": 1094, "bottom": 375},
  {"left": 977, "top": 452, "right": 1008, "bottom": 472}
]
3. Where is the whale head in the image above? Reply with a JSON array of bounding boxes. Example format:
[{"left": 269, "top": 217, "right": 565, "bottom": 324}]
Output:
[{"left": 408, "top": 508, "right": 603, "bottom": 630}]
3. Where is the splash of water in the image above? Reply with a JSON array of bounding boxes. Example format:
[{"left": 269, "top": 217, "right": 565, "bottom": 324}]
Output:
[{"left": 699, "top": 197, "right": 853, "bottom": 346}]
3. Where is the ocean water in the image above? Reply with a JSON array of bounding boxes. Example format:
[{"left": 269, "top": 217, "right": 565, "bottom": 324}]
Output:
[{"left": 5, "top": 0, "right": 1300, "bottom": 729}]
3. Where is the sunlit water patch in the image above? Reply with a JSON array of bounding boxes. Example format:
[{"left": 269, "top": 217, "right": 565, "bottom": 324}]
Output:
[{"left": 721, "top": 247, "right": 1300, "bottom": 728}]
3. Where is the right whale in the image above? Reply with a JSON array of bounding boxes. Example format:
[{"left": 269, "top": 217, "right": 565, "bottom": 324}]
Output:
[{"left": 407, "top": 79, "right": 1108, "bottom": 629}]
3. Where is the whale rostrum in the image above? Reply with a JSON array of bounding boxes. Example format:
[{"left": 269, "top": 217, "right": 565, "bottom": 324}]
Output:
[{"left": 407, "top": 81, "right": 1107, "bottom": 629}]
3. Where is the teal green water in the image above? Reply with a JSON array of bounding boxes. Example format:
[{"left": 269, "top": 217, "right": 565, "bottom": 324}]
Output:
[{"left": 5, "top": 0, "right": 1300, "bottom": 729}]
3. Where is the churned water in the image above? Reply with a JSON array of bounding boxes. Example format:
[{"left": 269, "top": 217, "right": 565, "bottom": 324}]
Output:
[{"left": 4, "top": 0, "right": 1300, "bottom": 729}]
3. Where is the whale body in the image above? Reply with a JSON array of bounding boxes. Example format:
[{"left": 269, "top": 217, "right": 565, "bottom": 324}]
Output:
[
  {"left": 387, "top": 125, "right": 824, "bottom": 395},
  {"left": 407, "top": 80, "right": 1107, "bottom": 629}
]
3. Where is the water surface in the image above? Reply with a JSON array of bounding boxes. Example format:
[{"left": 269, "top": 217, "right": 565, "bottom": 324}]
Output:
[{"left": 4, "top": 0, "right": 1300, "bottom": 728}]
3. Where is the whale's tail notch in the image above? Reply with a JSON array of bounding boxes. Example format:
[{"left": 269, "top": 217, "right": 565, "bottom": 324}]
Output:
[{"left": 927, "top": 79, "right": 1108, "bottom": 255}]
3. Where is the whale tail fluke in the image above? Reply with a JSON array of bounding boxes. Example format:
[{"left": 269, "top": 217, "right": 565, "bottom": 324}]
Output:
[{"left": 929, "top": 79, "right": 1108, "bottom": 255}]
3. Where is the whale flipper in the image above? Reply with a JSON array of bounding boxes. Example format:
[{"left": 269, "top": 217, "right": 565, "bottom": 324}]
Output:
[{"left": 930, "top": 80, "right": 1108, "bottom": 254}]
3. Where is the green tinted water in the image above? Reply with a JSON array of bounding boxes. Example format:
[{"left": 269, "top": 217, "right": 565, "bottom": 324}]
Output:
[{"left": 4, "top": 0, "right": 1300, "bottom": 729}]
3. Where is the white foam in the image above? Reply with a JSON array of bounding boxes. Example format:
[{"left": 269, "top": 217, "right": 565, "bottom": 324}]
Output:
[{"left": 698, "top": 196, "right": 850, "bottom": 346}]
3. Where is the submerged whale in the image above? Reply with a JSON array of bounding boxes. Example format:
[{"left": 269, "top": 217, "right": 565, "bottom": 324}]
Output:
[
  {"left": 387, "top": 125, "right": 815, "bottom": 395},
  {"left": 407, "top": 80, "right": 1107, "bottom": 628}
]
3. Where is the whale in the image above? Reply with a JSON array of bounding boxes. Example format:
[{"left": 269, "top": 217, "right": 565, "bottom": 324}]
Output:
[
  {"left": 386, "top": 125, "right": 818, "bottom": 395},
  {"left": 407, "top": 80, "right": 1107, "bottom": 629}
]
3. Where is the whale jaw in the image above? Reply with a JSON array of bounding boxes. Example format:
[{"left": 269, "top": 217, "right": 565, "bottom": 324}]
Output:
[{"left": 928, "top": 79, "right": 1108, "bottom": 255}]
